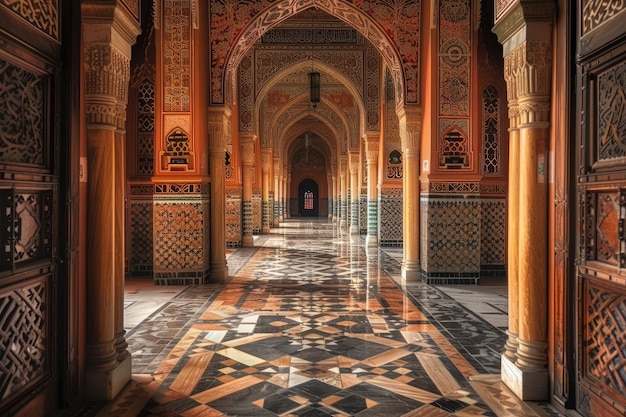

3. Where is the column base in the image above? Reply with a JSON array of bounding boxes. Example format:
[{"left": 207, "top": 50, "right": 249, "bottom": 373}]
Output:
[
  {"left": 339, "top": 219, "right": 347, "bottom": 228},
  {"left": 210, "top": 261, "right": 229, "bottom": 282},
  {"left": 263, "top": 226, "right": 271, "bottom": 234},
  {"left": 501, "top": 353, "right": 548, "bottom": 401},
  {"left": 402, "top": 260, "right": 421, "bottom": 281},
  {"left": 242, "top": 235, "right": 254, "bottom": 247},
  {"left": 350, "top": 224, "right": 359, "bottom": 235},
  {"left": 86, "top": 354, "right": 131, "bottom": 401}
]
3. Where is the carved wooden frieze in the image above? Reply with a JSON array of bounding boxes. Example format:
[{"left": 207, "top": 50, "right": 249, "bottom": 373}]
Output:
[
  {"left": 0, "top": 0, "right": 59, "bottom": 40},
  {"left": 0, "top": 56, "right": 46, "bottom": 167}
]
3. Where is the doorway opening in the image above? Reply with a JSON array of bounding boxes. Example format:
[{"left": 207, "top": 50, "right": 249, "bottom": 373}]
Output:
[{"left": 298, "top": 179, "right": 319, "bottom": 217}]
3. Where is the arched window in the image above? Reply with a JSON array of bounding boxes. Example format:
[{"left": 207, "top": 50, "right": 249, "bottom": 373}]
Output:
[{"left": 304, "top": 190, "right": 314, "bottom": 210}]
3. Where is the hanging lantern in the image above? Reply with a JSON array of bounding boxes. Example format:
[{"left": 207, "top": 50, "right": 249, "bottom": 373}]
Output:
[{"left": 309, "top": 71, "right": 320, "bottom": 108}]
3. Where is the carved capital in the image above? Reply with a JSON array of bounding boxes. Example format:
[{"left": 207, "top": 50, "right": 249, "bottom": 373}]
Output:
[
  {"left": 84, "top": 43, "right": 131, "bottom": 128},
  {"left": 261, "top": 151, "right": 271, "bottom": 171},
  {"left": 241, "top": 138, "right": 254, "bottom": 165},
  {"left": 207, "top": 107, "right": 231, "bottom": 151},
  {"left": 503, "top": 41, "right": 552, "bottom": 125},
  {"left": 397, "top": 105, "right": 422, "bottom": 150}
]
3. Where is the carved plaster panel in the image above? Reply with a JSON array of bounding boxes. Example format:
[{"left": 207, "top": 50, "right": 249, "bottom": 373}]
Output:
[{"left": 210, "top": 0, "right": 420, "bottom": 106}]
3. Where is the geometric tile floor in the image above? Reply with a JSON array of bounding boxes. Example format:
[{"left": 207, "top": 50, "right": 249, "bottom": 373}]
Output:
[{"left": 93, "top": 219, "right": 563, "bottom": 417}]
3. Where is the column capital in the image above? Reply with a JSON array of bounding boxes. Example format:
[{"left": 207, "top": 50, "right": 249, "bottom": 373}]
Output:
[
  {"left": 240, "top": 135, "right": 255, "bottom": 165},
  {"left": 82, "top": 1, "right": 140, "bottom": 130},
  {"left": 261, "top": 150, "right": 272, "bottom": 171},
  {"left": 397, "top": 105, "right": 422, "bottom": 151},
  {"left": 207, "top": 106, "right": 231, "bottom": 151}
]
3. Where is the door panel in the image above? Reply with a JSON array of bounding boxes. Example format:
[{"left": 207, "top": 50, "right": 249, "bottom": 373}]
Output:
[{"left": 576, "top": 4, "right": 626, "bottom": 414}]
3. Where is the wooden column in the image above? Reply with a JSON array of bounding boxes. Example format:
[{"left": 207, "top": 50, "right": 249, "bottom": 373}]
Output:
[
  {"left": 494, "top": 1, "right": 554, "bottom": 401},
  {"left": 82, "top": 1, "right": 140, "bottom": 400},
  {"left": 241, "top": 134, "right": 255, "bottom": 247},
  {"left": 364, "top": 134, "right": 379, "bottom": 247},
  {"left": 208, "top": 107, "right": 229, "bottom": 282},
  {"left": 398, "top": 106, "right": 421, "bottom": 281},
  {"left": 504, "top": 110, "right": 520, "bottom": 361}
]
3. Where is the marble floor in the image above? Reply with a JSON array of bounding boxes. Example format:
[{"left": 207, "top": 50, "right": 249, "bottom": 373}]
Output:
[{"left": 97, "top": 219, "right": 562, "bottom": 417}]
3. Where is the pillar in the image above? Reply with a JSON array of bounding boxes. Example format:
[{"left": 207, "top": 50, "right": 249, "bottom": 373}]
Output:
[
  {"left": 262, "top": 151, "right": 271, "bottom": 233},
  {"left": 82, "top": 1, "right": 140, "bottom": 400},
  {"left": 285, "top": 167, "right": 291, "bottom": 218},
  {"left": 331, "top": 162, "right": 338, "bottom": 222},
  {"left": 208, "top": 107, "right": 230, "bottom": 282},
  {"left": 349, "top": 153, "right": 360, "bottom": 234},
  {"left": 274, "top": 157, "right": 281, "bottom": 226},
  {"left": 493, "top": 1, "right": 554, "bottom": 401},
  {"left": 398, "top": 106, "right": 421, "bottom": 281},
  {"left": 364, "top": 134, "right": 379, "bottom": 248},
  {"left": 327, "top": 172, "right": 334, "bottom": 221},
  {"left": 241, "top": 134, "right": 255, "bottom": 247},
  {"left": 339, "top": 157, "right": 348, "bottom": 229},
  {"left": 504, "top": 102, "right": 520, "bottom": 361}
]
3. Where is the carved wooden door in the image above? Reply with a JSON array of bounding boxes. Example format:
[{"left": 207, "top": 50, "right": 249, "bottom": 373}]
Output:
[{"left": 576, "top": 4, "right": 626, "bottom": 416}]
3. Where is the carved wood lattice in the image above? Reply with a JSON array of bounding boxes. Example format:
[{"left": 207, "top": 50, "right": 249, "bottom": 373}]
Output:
[
  {"left": 0, "top": 279, "right": 48, "bottom": 402},
  {"left": 584, "top": 282, "right": 626, "bottom": 400}
]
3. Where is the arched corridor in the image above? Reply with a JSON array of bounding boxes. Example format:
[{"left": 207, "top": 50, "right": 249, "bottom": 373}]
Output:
[{"left": 108, "top": 220, "right": 560, "bottom": 416}]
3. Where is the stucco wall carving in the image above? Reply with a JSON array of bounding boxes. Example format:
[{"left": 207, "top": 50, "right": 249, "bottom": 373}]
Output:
[
  {"left": 163, "top": 0, "right": 190, "bottom": 112},
  {"left": 210, "top": 0, "right": 419, "bottom": 106}
]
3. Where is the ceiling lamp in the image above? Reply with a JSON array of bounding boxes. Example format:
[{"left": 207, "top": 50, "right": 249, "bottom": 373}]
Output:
[{"left": 309, "top": 71, "right": 320, "bottom": 108}]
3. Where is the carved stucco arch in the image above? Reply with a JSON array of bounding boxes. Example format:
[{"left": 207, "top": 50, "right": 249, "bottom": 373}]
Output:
[
  {"left": 284, "top": 126, "right": 334, "bottom": 167},
  {"left": 255, "top": 59, "right": 366, "bottom": 149},
  {"left": 218, "top": 0, "right": 412, "bottom": 109},
  {"left": 270, "top": 97, "right": 349, "bottom": 159}
]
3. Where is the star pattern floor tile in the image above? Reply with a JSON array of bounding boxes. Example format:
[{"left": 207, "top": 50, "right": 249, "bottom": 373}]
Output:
[{"left": 94, "top": 219, "right": 563, "bottom": 417}]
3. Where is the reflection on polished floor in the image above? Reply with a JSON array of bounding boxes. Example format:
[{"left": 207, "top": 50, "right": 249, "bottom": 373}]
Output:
[{"left": 102, "top": 219, "right": 563, "bottom": 417}]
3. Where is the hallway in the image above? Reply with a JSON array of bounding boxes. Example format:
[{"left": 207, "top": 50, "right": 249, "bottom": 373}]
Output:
[{"left": 100, "top": 220, "right": 560, "bottom": 417}]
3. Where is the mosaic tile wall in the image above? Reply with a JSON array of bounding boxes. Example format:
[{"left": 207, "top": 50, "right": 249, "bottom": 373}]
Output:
[
  {"left": 379, "top": 188, "right": 403, "bottom": 247},
  {"left": 226, "top": 189, "right": 242, "bottom": 248},
  {"left": 480, "top": 198, "right": 506, "bottom": 275},
  {"left": 359, "top": 194, "right": 367, "bottom": 235},
  {"left": 129, "top": 197, "right": 153, "bottom": 275},
  {"left": 420, "top": 196, "right": 481, "bottom": 284},
  {"left": 153, "top": 185, "right": 210, "bottom": 285},
  {"left": 252, "top": 191, "right": 262, "bottom": 234}
]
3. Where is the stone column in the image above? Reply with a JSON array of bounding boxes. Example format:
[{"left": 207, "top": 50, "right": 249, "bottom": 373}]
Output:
[
  {"left": 274, "top": 157, "right": 281, "bottom": 226},
  {"left": 331, "top": 162, "right": 338, "bottom": 222},
  {"left": 82, "top": 1, "right": 140, "bottom": 401},
  {"left": 493, "top": 1, "right": 554, "bottom": 401},
  {"left": 398, "top": 106, "right": 421, "bottom": 281},
  {"left": 261, "top": 151, "right": 271, "bottom": 233},
  {"left": 327, "top": 172, "right": 334, "bottom": 221},
  {"left": 285, "top": 167, "right": 291, "bottom": 218},
  {"left": 241, "top": 134, "right": 255, "bottom": 247},
  {"left": 349, "top": 153, "right": 360, "bottom": 234},
  {"left": 208, "top": 107, "right": 230, "bottom": 282},
  {"left": 339, "top": 157, "right": 348, "bottom": 229},
  {"left": 364, "top": 134, "right": 379, "bottom": 248}
]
